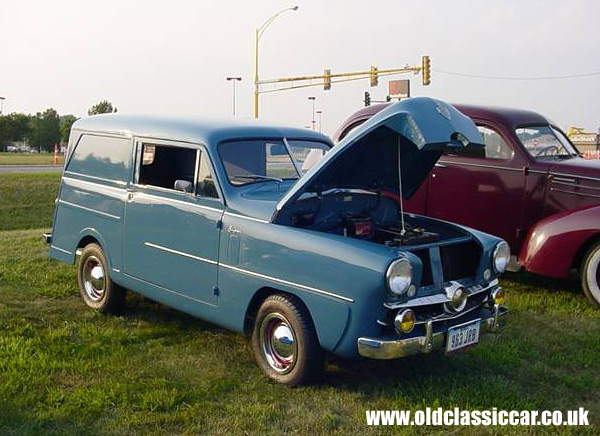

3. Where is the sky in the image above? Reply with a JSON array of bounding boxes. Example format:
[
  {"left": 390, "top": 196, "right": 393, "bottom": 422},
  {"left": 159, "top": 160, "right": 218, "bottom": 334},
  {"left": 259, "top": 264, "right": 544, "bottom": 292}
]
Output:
[{"left": 1, "top": 0, "right": 599, "bottom": 136}]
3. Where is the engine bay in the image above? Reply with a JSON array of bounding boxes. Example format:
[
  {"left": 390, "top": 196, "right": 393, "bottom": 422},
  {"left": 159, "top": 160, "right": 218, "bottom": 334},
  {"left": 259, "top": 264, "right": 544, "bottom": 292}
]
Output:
[{"left": 289, "top": 189, "right": 467, "bottom": 247}]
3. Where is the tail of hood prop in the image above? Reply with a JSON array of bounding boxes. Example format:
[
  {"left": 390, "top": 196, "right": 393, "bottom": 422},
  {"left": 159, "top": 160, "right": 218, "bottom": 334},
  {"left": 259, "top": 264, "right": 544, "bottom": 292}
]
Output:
[{"left": 272, "top": 97, "right": 484, "bottom": 224}]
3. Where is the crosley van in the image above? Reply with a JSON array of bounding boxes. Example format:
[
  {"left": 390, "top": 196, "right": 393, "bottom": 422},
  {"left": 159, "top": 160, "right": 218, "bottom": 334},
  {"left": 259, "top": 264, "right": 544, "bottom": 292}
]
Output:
[{"left": 46, "top": 98, "right": 508, "bottom": 385}]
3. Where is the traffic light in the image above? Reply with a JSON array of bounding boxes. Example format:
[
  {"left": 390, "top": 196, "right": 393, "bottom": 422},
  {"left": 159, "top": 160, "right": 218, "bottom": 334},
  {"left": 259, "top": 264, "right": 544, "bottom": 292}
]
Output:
[
  {"left": 324, "top": 69, "right": 331, "bottom": 90},
  {"left": 364, "top": 91, "right": 371, "bottom": 107},
  {"left": 422, "top": 56, "right": 431, "bottom": 86},
  {"left": 370, "top": 66, "right": 378, "bottom": 87}
]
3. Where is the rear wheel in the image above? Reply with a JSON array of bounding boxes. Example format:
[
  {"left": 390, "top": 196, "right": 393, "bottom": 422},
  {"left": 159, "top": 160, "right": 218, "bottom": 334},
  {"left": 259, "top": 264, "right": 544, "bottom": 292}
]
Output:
[
  {"left": 581, "top": 241, "right": 600, "bottom": 308},
  {"left": 77, "top": 243, "right": 126, "bottom": 313},
  {"left": 251, "top": 294, "right": 323, "bottom": 386}
]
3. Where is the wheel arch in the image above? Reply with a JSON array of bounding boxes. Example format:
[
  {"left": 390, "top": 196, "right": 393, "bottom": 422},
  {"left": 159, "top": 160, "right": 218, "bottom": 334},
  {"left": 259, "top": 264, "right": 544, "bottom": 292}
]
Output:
[
  {"left": 75, "top": 228, "right": 112, "bottom": 268},
  {"left": 519, "top": 206, "right": 600, "bottom": 278},
  {"left": 243, "top": 287, "right": 312, "bottom": 335},
  {"left": 572, "top": 233, "right": 600, "bottom": 272},
  {"left": 242, "top": 286, "right": 351, "bottom": 354}
]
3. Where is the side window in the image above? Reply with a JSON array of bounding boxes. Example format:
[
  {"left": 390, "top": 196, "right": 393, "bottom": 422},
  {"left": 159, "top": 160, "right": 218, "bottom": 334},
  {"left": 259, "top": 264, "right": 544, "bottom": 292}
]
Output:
[
  {"left": 138, "top": 144, "right": 197, "bottom": 192},
  {"left": 197, "top": 152, "right": 219, "bottom": 198},
  {"left": 478, "top": 126, "right": 513, "bottom": 160},
  {"left": 67, "top": 134, "right": 132, "bottom": 182},
  {"left": 444, "top": 126, "right": 513, "bottom": 160}
]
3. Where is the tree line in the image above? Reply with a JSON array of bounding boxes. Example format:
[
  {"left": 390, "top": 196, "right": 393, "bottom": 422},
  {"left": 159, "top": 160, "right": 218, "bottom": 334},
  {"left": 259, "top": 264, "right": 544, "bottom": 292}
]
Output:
[{"left": 0, "top": 100, "right": 117, "bottom": 152}]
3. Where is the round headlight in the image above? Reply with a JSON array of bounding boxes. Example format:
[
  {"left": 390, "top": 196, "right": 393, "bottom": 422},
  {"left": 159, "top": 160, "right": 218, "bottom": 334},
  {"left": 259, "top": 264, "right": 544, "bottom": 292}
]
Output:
[
  {"left": 493, "top": 241, "right": 510, "bottom": 274},
  {"left": 386, "top": 258, "right": 412, "bottom": 296},
  {"left": 394, "top": 309, "right": 416, "bottom": 334}
]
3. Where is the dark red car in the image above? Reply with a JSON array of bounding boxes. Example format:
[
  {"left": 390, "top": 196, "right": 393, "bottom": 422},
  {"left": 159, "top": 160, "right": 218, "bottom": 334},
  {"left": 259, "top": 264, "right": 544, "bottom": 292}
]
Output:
[{"left": 334, "top": 103, "right": 600, "bottom": 307}]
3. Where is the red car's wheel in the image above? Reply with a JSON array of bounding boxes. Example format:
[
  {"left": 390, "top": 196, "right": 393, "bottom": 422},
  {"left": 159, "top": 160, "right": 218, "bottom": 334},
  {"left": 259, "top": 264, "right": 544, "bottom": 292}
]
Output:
[{"left": 581, "top": 241, "right": 600, "bottom": 308}]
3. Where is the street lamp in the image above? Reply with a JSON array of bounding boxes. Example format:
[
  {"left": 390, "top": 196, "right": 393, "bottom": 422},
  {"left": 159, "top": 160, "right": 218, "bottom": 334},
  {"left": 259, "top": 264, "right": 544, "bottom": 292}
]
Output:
[
  {"left": 316, "top": 110, "right": 323, "bottom": 133},
  {"left": 226, "top": 77, "right": 242, "bottom": 116},
  {"left": 254, "top": 6, "right": 299, "bottom": 119},
  {"left": 308, "top": 97, "right": 316, "bottom": 130},
  {"left": 0, "top": 97, "right": 5, "bottom": 115}
]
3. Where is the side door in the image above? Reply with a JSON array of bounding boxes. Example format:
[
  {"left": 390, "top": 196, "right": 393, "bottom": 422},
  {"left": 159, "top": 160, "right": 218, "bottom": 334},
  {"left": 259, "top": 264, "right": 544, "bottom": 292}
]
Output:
[
  {"left": 427, "top": 123, "right": 527, "bottom": 249},
  {"left": 123, "top": 139, "right": 224, "bottom": 306}
]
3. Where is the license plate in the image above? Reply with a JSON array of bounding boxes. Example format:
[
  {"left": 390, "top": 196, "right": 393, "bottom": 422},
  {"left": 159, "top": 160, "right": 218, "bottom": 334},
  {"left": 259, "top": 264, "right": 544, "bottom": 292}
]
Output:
[{"left": 446, "top": 319, "right": 481, "bottom": 354}]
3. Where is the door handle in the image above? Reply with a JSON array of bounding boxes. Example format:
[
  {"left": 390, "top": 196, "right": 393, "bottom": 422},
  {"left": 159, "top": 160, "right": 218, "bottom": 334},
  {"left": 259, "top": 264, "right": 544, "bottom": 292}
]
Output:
[{"left": 126, "top": 192, "right": 135, "bottom": 203}]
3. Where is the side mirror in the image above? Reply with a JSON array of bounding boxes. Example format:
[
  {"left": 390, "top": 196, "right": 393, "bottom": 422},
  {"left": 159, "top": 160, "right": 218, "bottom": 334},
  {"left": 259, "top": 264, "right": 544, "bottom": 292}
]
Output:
[{"left": 174, "top": 179, "right": 193, "bottom": 193}]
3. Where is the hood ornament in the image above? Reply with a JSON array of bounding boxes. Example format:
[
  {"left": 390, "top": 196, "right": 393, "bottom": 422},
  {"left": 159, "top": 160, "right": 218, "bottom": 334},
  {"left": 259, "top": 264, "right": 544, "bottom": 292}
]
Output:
[{"left": 436, "top": 104, "right": 451, "bottom": 120}]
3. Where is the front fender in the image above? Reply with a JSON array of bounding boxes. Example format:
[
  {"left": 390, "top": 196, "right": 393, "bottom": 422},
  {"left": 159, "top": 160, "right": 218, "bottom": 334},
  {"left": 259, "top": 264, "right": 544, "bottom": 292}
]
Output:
[{"left": 519, "top": 205, "right": 600, "bottom": 278}]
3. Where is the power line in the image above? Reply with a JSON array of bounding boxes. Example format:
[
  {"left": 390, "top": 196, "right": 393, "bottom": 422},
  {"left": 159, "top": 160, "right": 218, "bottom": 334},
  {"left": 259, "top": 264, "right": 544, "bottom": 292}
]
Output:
[{"left": 433, "top": 69, "right": 600, "bottom": 81}]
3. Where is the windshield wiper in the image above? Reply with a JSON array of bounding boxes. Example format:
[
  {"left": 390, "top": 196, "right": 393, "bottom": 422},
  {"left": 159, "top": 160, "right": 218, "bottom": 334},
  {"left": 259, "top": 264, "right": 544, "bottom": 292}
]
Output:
[{"left": 234, "top": 174, "right": 285, "bottom": 183}]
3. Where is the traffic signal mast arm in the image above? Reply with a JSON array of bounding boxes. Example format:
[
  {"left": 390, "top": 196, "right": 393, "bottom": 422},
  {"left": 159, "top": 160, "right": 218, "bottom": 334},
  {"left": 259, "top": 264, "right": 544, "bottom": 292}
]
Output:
[{"left": 256, "top": 58, "right": 430, "bottom": 94}]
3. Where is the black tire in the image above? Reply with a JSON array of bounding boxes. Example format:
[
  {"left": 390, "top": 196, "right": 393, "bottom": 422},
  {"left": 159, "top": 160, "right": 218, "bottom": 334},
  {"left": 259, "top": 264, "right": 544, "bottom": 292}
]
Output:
[
  {"left": 251, "top": 294, "right": 323, "bottom": 386},
  {"left": 77, "top": 243, "right": 126, "bottom": 314},
  {"left": 581, "top": 241, "right": 600, "bottom": 308}
]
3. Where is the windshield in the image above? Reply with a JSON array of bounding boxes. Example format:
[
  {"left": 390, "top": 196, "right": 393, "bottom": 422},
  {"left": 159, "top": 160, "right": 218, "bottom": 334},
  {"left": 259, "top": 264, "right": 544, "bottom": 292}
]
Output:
[
  {"left": 219, "top": 139, "right": 329, "bottom": 186},
  {"left": 515, "top": 125, "right": 579, "bottom": 159}
]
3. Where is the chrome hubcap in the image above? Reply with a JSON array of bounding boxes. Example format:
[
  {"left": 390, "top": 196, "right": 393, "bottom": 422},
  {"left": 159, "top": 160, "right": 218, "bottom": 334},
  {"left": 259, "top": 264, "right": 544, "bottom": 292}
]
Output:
[
  {"left": 259, "top": 313, "right": 297, "bottom": 374},
  {"left": 82, "top": 256, "right": 106, "bottom": 301}
]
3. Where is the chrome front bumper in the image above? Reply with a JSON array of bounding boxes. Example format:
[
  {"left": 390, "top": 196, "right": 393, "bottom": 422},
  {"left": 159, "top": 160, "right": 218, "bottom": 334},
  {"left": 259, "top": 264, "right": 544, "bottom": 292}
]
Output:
[{"left": 357, "top": 304, "right": 507, "bottom": 360}]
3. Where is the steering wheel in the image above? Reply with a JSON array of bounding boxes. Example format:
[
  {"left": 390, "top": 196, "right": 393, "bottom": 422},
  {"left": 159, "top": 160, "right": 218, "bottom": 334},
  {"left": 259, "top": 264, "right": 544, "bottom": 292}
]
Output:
[{"left": 535, "top": 145, "right": 559, "bottom": 157}]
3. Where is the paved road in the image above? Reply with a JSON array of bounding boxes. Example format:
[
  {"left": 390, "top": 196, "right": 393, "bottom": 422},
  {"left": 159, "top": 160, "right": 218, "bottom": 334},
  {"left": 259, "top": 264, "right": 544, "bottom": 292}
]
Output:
[{"left": 0, "top": 165, "right": 63, "bottom": 173}]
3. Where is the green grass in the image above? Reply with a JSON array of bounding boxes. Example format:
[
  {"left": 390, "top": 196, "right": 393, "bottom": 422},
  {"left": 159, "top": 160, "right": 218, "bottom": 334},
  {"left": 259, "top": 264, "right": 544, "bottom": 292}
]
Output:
[
  {"left": 0, "top": 173, "right": 599, "bottom": 435},
  {"left": 0, "top": 172, "right": 61, "bottom": 230},
  {"left": 0, "top": 152, "right": 65, "bottom": 165}
]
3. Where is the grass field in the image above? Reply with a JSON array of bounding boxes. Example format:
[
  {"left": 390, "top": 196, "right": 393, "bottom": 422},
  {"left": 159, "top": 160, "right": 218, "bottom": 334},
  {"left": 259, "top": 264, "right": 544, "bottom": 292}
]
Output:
[
  {"left": 0, "top": 173, "right": 61, "bottom": 230},
  {"left": 0, "top": 152, "right": 64, "bottom": 165},
  {"left": 0, "top": 173, "right": 599, "bottom": 435}
]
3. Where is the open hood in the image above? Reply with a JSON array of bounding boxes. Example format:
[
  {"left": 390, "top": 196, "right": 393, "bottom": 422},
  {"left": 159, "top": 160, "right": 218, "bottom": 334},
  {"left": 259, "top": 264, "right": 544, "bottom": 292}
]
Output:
[{"left": 272, "top": 97, "right": 483, "bottom": 223}]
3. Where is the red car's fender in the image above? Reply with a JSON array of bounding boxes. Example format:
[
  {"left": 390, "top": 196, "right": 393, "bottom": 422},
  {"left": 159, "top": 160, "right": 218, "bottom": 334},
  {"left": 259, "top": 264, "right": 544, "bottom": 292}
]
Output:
[{"left": 519, "top": 205, "right": 600, "bottom": 278}]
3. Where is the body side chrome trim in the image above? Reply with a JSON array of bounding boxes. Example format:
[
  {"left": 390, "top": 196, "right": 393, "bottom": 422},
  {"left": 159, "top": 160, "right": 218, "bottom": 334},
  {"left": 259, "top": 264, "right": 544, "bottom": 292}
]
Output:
[
  {"left": 134, "top": 191, "right": 223, "bottom": 214},
  {"left": 123, "top": 273, "right": 218, "bottom": 307},
  {"left": 550, "top": 188, "right": 600, "bottom": 199},
  {"left": 552, "top": 180, "right": 600, "bottom": 191},
  {"left": 551, "top": 176, "right": 576, "bottom": 183},
  {"left": 63, "top": 171, "right": 127, "bottom": 186},
  {"left": 50, "top": 245, "right": 73, "bottom": 255},
  {"left": 437, "top": 160, "right": 522, "bottom": 172},
  {"left": 62, "top": 176, "right": 127, "bottom": 195},
  {"left": 219, "top": 263, "right": 354, "bottom": 303},
  {"left": 223, "top": 211, "right": 269, "bottom": 224},
  {"left": 550, "top": 172, "right": 600, "bottom": 183},
  {"left": 527, "top": 169, "right": 548, "bottom": 175},
  {"left": 144, "top": 242, "right": 218, "bottom": 265},
  {"left": 58, "top": 199, "right": 122, "bottom": 220}
]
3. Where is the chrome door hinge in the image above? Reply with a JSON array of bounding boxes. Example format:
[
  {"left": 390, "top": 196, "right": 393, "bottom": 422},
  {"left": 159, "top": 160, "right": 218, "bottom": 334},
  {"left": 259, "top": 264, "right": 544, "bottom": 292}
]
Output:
[{"left": 212, "top": 286, "right": 220, "bottom": 296}]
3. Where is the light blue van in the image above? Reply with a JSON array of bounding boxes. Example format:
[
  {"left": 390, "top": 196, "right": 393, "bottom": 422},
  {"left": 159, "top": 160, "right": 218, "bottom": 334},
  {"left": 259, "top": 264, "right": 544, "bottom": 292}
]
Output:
[{"left": 46, "top": 98, "right": 508, "bottom": 385}]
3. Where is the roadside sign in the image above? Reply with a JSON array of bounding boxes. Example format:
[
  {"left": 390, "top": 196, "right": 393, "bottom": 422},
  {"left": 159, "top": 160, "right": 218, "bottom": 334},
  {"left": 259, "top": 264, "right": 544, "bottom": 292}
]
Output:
[{"left": 389, "top": 79, "right": 410, "bottom": 99}]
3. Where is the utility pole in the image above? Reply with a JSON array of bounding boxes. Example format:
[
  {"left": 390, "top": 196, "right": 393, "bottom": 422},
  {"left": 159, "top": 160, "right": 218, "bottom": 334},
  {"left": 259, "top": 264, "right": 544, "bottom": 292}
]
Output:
[
  {"left": 0, "top": 97, "right": 5, "bottom": 115},
  {"left": 226, "top": 77, "right": 242, "bottom": 116},
  {"left": 308, "top": 97, "right": 316, "bottom": 130}
]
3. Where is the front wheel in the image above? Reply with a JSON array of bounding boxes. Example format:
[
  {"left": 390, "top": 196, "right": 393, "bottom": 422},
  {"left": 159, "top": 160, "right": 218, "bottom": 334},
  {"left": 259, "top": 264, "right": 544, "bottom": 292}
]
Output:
[
  {"left": 77, "top": 243, "right": 126, "bottom": 313},
  {"left": 251, "top": 294, "right": 323, "bottom": 386},
  {"left": 581, "top": 241, "right": 600, "bottom": 308}
]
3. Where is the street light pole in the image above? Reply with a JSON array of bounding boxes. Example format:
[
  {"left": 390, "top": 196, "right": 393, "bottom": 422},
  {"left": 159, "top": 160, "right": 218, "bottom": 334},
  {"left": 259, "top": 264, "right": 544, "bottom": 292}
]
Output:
[
  {"left": 226, "top": 77, "right": 242, "bottom": 116},
  {"left": 253, "top": 6, "right": 299, "bottom": 119},
  {"left": 308, "top": 96, "right": 316, "bottom": 130},
  {"left": 316, "top": 110, "right": 322, "bottom": 133}
]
